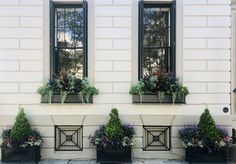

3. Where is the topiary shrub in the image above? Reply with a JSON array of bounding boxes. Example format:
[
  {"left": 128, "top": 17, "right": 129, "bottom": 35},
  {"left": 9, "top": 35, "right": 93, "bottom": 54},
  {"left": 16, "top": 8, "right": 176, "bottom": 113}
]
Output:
[
  {"left": 104, "top": 108, "right": 124, "bottom": 140},
  {"left": 198, "top": 108, "right": 221, "bottom": 143},
  {"left": 10, "top": 108, "right": 32, "bottom": 145}
]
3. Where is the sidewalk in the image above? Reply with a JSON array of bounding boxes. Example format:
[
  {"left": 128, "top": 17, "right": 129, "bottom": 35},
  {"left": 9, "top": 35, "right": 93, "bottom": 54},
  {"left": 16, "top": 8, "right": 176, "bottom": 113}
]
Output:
[
  {"left": 1, "top": 159, "right": 235, "bottom": 164},
  {"left": 0, "top": 159, "right": 236, "bottom": 164}
]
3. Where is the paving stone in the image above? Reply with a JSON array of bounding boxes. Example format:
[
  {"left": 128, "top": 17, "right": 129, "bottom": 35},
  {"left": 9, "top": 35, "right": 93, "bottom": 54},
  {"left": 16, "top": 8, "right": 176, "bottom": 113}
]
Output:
[
  {"left": 38, "top": 160, "right": 68, "bottom": 164},
  {"left": 163, "top": 160, "right": 188, "bottom": 164},
  {"left": 141, "top": 159, "right": 165, "bottom": 164},
  {"left": 69, "top": 160, "right": 94, "bottom": 164}
]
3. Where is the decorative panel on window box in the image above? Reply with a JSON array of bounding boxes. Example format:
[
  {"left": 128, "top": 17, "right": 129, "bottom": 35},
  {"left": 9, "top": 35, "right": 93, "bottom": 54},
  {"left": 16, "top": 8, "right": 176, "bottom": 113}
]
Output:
[
  {"left": 143, "top": 126, "right": 171, "bottom": 151},
  {"left": 55, "top": 125, "right": 83, "bottom": 151},
  {"left": 41, "top": 94, "right": 93, "bottom": 103},
  {"left": 132, "top": 94, "right": 186, "bottom": 104}
]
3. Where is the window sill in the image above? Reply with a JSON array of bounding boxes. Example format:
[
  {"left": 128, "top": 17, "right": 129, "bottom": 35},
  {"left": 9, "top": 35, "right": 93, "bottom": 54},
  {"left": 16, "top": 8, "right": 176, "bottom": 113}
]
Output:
[{"left": 132, "top": 94, "right": 186, "bottom": 104}]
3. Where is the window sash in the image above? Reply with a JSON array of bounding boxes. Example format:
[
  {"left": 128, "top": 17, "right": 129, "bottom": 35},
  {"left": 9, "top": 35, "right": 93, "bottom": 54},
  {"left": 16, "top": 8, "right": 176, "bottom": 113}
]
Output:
[
  {"left": 50, "top": 0, "right": 88, "bottom": 78},
  {"left": 139, "top": 0, "right": 176, "bottom": 79}
]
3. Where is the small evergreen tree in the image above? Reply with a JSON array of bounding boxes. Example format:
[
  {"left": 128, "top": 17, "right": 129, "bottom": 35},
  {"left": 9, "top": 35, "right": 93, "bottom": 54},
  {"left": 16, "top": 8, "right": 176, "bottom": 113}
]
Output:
[
  {"left": 198, "top": 108, "right": 220, "bottom": 143},
  {"left": 10, "top": 108, "right": 32, "bottom": 144},
  {"left": 105, "top": 108, "right": 124, "bottom": 140}
]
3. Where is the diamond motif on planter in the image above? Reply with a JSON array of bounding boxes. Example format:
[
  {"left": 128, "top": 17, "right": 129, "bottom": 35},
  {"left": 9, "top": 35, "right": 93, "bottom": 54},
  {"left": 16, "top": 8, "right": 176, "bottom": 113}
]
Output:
[
  {"left": 143, "top": 126, "right": 171, "bottom": 151},
  {"left": 55, "top": 125, "right": 83, "bottom": 151}
]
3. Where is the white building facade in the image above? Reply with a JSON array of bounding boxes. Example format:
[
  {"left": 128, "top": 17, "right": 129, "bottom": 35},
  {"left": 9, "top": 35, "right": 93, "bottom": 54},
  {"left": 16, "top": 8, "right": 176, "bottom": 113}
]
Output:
[{"left": 0, "top": 0, "right": 234, "bottom": 160}]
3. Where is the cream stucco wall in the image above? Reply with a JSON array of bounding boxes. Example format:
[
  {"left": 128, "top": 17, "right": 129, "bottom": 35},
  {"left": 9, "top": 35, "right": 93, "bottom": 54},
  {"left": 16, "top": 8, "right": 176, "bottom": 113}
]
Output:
[{"left": 0, "top": 0, "right": 233, "bottom": 160}]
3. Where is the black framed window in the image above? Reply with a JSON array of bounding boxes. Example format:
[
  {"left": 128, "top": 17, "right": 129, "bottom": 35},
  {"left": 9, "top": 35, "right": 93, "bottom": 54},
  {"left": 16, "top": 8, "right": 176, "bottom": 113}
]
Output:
[
  {"left": 139, "top": 0, "right": 176, "bottom": 79},
  {"left": 50, "top": 0, "right": 88, "bottom": 78}
]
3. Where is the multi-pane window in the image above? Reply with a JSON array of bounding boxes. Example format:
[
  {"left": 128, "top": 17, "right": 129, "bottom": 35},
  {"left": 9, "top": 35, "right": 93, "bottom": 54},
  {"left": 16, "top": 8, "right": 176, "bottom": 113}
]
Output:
[
  {"left": 139, "top": 1, "right": 176, "bottom": 78},
  {"left": 50, "top": 1, "right": 87, "bottom": 78}
]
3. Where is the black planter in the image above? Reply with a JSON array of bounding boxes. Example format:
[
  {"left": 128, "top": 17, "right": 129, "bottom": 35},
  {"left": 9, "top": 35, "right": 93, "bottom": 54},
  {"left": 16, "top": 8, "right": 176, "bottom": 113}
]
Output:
[
  {"left": 97, "top": 147, "right": 132, "bottom": 164},
  {"left": 132, "top": 94, "right": 186, "bottom": 104},
  {"left": 1, "top": 146, "right": 41, "bottom": 162},
  {"left": 41, "top": 93, "right": 93, "bottom": 103},
  {"left": 185, "top": 147, "right": 227, "bottom": 163}
]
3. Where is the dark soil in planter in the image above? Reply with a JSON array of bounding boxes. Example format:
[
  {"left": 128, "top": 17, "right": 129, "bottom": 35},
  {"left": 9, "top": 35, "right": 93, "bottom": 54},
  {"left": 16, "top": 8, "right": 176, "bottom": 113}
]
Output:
[
  {"left": 185, "top": 147, "right": 227, "bottom": 163},
  {"left": 41, "top": 93, "right": 93, "bottom": 103},
  {"left": 97, "top": 147, "right": 132, "bottom": 164},
  {"left": 132, "top": 94, "right": 186, "bottom": 104},
  {"left": 1, "top": 146, "right": 41, "bottom": 162}
]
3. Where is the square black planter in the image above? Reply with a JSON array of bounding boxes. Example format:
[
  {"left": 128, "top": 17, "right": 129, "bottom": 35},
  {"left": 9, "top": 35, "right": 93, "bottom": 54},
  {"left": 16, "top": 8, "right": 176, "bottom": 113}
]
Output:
[
  {"left": 1, "top": 146, "right": 41, "bottom": 162},
  {"left": 41, "top": 93, "right": 93, "bottom": 103},
  {"left": 185, "top": 147, "right": 227, "bottom": 163},
  {"left": 96, "top": 147, "right": 132, "bottom": 163},
  {"left": 132, "top": 94, "right": 186, "bottom": 104}
]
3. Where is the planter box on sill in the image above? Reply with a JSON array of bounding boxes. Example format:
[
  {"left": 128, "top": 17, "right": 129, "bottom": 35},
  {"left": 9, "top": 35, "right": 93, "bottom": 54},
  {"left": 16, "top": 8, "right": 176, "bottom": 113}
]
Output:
[
  {"left": 1, "top": 146, "right": 41, "bottom": 162},
  {"left": 185, "top": 147, "right": 227, "bottom": 163},
  {"left": 132, "top": 94, "right": 186, "bottom": 104},
  {"left": 97, "top": 147, "right": 132, "bottom": 163},
  {"left": 41, "top": 93, "right": 93, "bottom": 103}
]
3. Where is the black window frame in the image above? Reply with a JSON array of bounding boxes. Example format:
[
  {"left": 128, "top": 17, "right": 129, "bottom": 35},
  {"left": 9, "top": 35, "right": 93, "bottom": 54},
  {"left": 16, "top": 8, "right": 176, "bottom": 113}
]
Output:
[
  {"left": 50, "top": 0, "right": 88, "bottom": 78},
  {"left": 138, "top": 0, "right": 176, "bottom": 79}
]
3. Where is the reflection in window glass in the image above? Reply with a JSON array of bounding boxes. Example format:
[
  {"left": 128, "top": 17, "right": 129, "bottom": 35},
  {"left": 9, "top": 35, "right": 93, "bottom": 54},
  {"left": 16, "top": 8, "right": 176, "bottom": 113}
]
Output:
[
  {"left": 53, "top": 5, "right": 85, "bottom": 78},
  {"left": 139, "top": 3, "right": 175, "bottom": 78}
]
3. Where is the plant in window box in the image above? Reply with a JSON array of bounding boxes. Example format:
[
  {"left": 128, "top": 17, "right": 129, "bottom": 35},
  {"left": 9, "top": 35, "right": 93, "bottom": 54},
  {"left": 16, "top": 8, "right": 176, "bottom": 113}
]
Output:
[
  {"left": 1, "top": 108, "right": 42, "bottom": 162},
  {"left": 179, "top": 109, "right": 231, "bottom": 163},
  {"left": 89, "top": 108, "right": 135, "bottom": 163},
  {"left": 37, "top": 73, "right": 98, "bottom": 104},
  {"left": 130, "top": 71, "right": 189, "bottom": 104}
]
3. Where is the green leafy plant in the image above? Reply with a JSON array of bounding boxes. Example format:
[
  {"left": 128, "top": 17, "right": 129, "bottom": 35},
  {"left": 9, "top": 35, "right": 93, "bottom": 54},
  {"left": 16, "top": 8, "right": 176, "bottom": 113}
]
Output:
[
  {"left": 158, "top": 91, "right": 165, "bottom": 103},
  {"left": 89, "top": 108, "right": 135, "bottom": 149},
  {"left": 179, "top": 109, "right": 231, "bottom": 152},
  {"left": 37, "top": 79, "right": 58, "bottom": 103},
  {"left": 198, "top": 108, "right": 221, "bottom": 143},
  {"left": 37, "top": 74, "right": 98, "bottom": 104},
  {"left": 79, "top": 78, "right": 99, "bottom": 103},
  {"left": 1, "top": 108, "right": 42, "bottom": 148},
  {"left": 10, "top": 109, "right": 32, "bottom": 145},
  {"left": 104, "top": 108, "right": 124, "bottom": 140},
  {"left": 129, "top": 81, "right": 144, "bottom": 103},
  {"left": 129, "top": 71, "right": 189, "bottom": 103}
]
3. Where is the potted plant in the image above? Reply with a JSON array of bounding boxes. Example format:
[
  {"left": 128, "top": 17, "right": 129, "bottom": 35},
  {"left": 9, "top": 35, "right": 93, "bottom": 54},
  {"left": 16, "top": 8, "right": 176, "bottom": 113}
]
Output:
[
  {"left": 1, "top": 108, "right": 42, "bottom": 162},
  {"left": 130, "top": 70, "right": 189, "bottom": 104},
  {"left": 37, "top": 73, "right": 98, "bottom": 104},
  {"left": 179, "top": 109, "right": 231, "bottom": 163},
  {"left": 89, "top": 108, "right": 135, "bottom": 163}
]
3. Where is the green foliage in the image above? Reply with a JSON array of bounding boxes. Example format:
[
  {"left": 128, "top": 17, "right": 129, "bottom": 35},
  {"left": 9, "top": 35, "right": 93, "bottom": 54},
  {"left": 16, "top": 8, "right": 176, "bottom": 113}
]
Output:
[
  {"left": 198, "top": 109, "right": 221, "bottom": 143},
  {"left": 10, "top": 109, "right": 32, "bottom": 144},
  {"left": 79, "top": 78, "right": 99, "bottom": 103},
  {"left": 37, "top": 75, "right": 98, "bottom": 103},
  {"left": 158, "top": 91, "right": 165, "bottom": 103},
  {"left": 104, "top": 108, "right": 124, "bottom": 140},
  {"left": 129, "top": 72, "right": 189, "bottom": 103},
  {"left": 37, "top": 78, "right": 59, "bottom": 103},
  {"left": 129, "top": 81, "right": 144, "bottom": 102}
]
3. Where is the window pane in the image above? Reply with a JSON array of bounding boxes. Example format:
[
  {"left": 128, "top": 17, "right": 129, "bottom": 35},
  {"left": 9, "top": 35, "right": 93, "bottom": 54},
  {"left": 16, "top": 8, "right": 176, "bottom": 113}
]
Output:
[
  {"left": 143, "top": 7, "right": 169, "bottom": 47},
  {"left": 143, "top": 48, "right": 168, "bottom": 75},
  {"left": 74, "top": 28, "right": 83, "bottom": 47},
  {"left": 53, "top": 5, "right": 85, "bottom": 78},
  {"left": 65, "top": 8, "right": 75, "bottom": 28},
  {"left": 75, "top": 8, "right": 83, "bottom": 27},
  {"left": 142, "top": 5, "right": 171, "bottom": 76},
  {"left": 56, "top": 8, "right": 64, "bottom": 28},
  {"left": 56, "top": 48, "right": 83, "bottom": 78}
]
